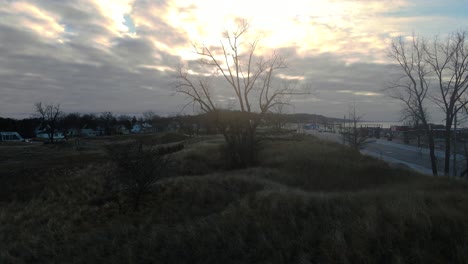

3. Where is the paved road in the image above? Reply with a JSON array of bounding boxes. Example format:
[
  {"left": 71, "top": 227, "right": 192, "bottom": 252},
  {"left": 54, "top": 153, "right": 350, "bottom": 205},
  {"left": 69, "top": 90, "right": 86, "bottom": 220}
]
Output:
[{"left": 305, "top": 130, "right": 466, "bottom": 176}]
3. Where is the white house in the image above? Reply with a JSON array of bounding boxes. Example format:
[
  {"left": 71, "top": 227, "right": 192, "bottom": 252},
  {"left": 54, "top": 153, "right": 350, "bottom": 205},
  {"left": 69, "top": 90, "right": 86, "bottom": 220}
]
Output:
[
  {"left": 80, "top": 128, "right": 97, "bottom": 137},
  {"left": 0, "top": 132, "right": 24, "bottom": 142},
  {"left": 131, "top": 123, "right": 153, "bottom": 133},
  {"left": 66, "top": 128, "right": 80, "bottom": 137},
  {"left": 35, "top": 130, "right": 65, "bottom": 140}
]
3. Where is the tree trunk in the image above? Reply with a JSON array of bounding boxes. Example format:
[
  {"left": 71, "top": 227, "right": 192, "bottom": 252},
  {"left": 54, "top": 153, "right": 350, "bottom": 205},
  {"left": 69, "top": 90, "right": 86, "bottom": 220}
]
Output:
[
  {"left": 444, "top": 118, "right": 453, "bottom": 176},
  {"left": 425, "top": 124, "right": 438, "bottom": 176},
  {"left": 50, "top": 128, "right": 54, "bottom": 143}
]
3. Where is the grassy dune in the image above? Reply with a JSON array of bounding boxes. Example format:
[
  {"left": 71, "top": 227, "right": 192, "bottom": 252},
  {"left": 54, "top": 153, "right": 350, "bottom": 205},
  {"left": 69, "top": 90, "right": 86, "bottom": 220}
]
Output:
[{"left": 1, "top": 134, "right": 467, "bottom": 263}]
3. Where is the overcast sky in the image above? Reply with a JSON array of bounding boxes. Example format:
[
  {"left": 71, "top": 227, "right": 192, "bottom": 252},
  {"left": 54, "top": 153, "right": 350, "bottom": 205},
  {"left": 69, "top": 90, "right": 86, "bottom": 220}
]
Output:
[{"left": 1, "top": 0, "right": 467, "bottom": 121}]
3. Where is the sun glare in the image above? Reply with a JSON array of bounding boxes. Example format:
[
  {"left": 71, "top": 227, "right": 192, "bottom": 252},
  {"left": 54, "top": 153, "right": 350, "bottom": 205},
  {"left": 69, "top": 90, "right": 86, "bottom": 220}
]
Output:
[
  {"left": 92, "top": 0, "right": 135, "bottom": 33},
  {"left": 157, "top": 0, "right": 409, "bottom": 62}
]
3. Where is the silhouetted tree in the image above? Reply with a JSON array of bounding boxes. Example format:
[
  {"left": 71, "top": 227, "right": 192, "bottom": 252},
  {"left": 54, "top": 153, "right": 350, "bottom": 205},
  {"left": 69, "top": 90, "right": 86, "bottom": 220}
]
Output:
[
  {"left": 62, "top": 113, "right": 82, "bottom": 132},
  {"left": 81, "top": 114, "right": 98, "bottom": 129},
  {"left": 175, "top": 20, "right": 306, "bottom": 167},
  {"left": 343, "top": 103, "right": 368, "bottom": 150},
  {"left": 99, "top": 112, "right": 117, "bottom": 135},
  {"left": 425, "top": 31, "right": 468, "bottom": 176},
  {"left": 35, "top": 102, "right": 63, "bottom": 142},
  {"left": 387, "top": 35, "right": 438, "bottom": 176},
  {"left": 118, "top": 115, "right": 133, "bottom": 130}
]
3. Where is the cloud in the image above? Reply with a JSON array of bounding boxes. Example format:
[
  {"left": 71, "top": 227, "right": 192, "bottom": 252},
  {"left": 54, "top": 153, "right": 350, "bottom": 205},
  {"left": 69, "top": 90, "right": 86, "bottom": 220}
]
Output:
[
  {"left": 0, "top": 1, "right": 186, "bottom": 117},
  {"left": 0, "top": 0, "right": 466, "bottom": 121},
  {"left": 0, "top": 1, "right": 66, "bottom": 40}
]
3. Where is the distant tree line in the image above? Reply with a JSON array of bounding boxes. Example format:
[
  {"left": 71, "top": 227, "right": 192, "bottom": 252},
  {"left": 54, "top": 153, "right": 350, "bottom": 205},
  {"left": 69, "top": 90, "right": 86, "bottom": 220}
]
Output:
[
  {"left": 0, "top": 110, "right": 169, "bottom": 139},
  {"left": 1, "top": 108, "right": 335, "bottom": 140},
  {"left": 0, "top": 117, "right": 40, "bottom": 138}
]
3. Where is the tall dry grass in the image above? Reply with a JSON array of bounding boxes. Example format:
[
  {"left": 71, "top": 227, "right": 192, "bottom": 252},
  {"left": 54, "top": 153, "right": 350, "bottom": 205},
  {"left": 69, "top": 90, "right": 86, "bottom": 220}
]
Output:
[{"left": 1, "top": 133, "right": 468, "bottom": 263}]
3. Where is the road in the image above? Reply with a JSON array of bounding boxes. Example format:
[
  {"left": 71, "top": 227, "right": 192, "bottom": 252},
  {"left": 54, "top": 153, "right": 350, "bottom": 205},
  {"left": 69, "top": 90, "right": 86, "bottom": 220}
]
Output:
[{"left": 305, "top": 130, "right": 466, "bottom": 176}]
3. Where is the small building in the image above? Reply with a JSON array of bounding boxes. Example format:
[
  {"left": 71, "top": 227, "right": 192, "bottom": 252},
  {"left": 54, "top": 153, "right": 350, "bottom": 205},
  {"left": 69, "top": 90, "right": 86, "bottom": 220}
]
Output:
[
  {"left": 303, "top": 123, "right": 320, "bottom": 130},
  {"left": 35, "top": 130, "right": 65, "bottom": 140},
  {"left": 0, "top": 132, "right": 24, "bottom": 142},
  {"left": 66, "top": 128, "right": 80, "bottom": 137},
  {"left": 131, "top": 123, "right": 154, "bottom": 134},
  {"left": 390, "top": 125, "right": 409, "bottom": 132},
  {"left": 80, "top": 128, "right": 97, "bottom": 137},
  {"left": 116, "top": 125, "right": 130, "bottom": 135},
  {"left": 131, "top": 124, "right": 143, "bottom": 133}
]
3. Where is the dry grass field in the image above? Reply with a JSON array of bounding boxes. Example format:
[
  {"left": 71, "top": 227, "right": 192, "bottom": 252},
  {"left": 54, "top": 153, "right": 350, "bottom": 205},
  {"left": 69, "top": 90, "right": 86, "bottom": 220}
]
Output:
[{"left": 1, "top": 133, "right": 468, "bottom": 263}]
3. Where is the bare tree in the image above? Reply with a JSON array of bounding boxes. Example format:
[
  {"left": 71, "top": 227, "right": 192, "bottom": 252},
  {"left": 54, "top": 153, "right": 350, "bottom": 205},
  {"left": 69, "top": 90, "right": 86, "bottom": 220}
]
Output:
[
  {"left": 425, "top": 31, "right": 468, "bottom": 176},
  {"left": 343, "top": 102, "right": 368, "bottom": 150},
  {"left": 99, "top": 112, "right": 116, "bottom": 135},
  {"left": 387, "top": 35, "right": 439, "bottom": 176},
  {"left": 175, "top": 20, "right": 305, "bottom": 167},
  {"left": 35, "top": 102, "right": 62, "bottom": 143}
]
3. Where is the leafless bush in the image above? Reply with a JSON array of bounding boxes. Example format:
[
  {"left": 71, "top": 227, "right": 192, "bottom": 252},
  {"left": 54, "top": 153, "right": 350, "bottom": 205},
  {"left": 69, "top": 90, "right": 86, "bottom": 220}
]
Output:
[{"left": 106, "top": 141, "right": 181, "bottom": 211}]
